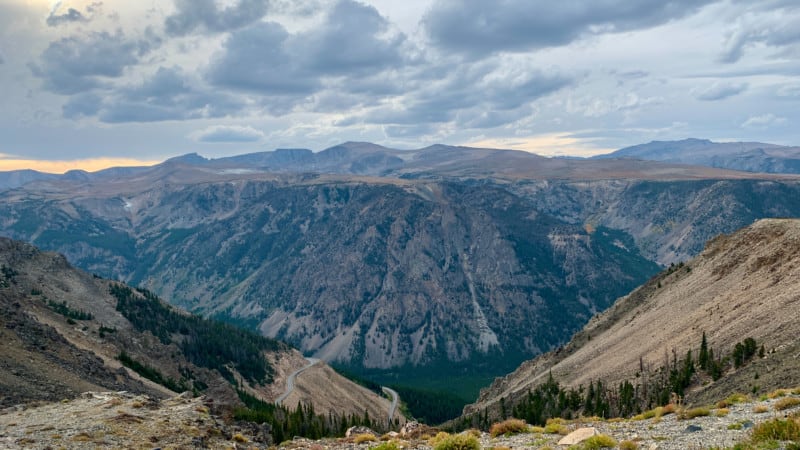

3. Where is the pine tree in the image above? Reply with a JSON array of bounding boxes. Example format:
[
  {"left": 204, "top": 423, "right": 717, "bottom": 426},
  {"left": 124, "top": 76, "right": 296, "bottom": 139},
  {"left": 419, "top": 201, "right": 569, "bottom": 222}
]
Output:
[{"left": 698, "top": 331, "right": 709, "bottom": 371}]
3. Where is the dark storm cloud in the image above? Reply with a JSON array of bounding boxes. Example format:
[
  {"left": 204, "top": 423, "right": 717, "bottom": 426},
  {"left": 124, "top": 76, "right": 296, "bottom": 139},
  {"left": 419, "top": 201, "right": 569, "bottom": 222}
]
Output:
[
  {"left": 165, "top": 0, "right": 270, "bottom": 35},
  {"left": 423, "top": 0, "right": 718, "bottom": 57},
  {"left": 30, "top": 31, "right": 152, "bottom": 95},
  {"left": 46, "top": 8, "right": 88, "bottom": 27},
  {"left": 206, "top": 0, "right": 409, "bottom": 110},
  {"left": 206, "top": 21, "right": 318, "bottom": 97},
  {"left": 64, "top": 67, "right": 245, "bottom": 123},
  {"left": 298, "top": 0, "right": 406, "bottom": 75}
]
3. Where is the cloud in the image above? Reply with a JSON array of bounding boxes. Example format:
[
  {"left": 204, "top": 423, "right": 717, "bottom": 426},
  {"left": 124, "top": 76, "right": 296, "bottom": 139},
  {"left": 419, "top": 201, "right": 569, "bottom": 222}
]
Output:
[
  {"left": 206, "top": 0, "right": 411, "bottom": 110},
  {"left": 741, "top": 113, "right": 786, "bottom": 129},
  {"left": 30, "top": 31, "right": 151, "bottom": 94},
  {"left": 423, "top": 0, "right": 717, "bottom": 57},
  {"left": 298, "top": 0, "right": 407, "bottom": 75},
  {"left": 693, "top": 82, "right": 748, "bottom": 101},
  {"left": 63, "top": 67, "right": 245, "bottom": 123},
  {"left": 46, "top": 7, "right": 88, "bottom": 27},
  {"left": 719, "top": 3, "right": 800, "bottom": 63},
  {"left": 355, "top": 61, "right": 572, "bottom": 129},
  {"left": 189, "top": 125, "right": 265, "bottom": 143},
  {"left": 0, "top": 49, "right": 4, "bottom": 64},
  {"left": 206, "top": 21, "right": 318, "bottom": 97},
  {"left": 165, "top": 0, "right": 270, "bottom": 35}
]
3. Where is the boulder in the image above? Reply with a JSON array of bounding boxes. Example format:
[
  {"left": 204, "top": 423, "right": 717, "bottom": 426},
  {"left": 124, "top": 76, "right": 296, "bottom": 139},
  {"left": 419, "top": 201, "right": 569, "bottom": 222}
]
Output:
[{"left": 557, "top": 427, "right": 598, "bottom": 445}]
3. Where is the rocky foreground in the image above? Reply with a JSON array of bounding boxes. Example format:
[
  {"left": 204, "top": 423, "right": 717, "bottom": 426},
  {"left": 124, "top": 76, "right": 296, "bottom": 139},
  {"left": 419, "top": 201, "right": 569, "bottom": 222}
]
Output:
[{"left": 1, "top": 390, "right": 799, "bottom": 449}]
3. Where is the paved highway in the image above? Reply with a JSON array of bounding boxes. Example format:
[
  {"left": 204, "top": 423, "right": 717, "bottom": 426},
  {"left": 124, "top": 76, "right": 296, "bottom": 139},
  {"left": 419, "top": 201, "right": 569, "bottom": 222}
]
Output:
[{"left": 276, "top": 357, "right": 320, "bottom": 405}]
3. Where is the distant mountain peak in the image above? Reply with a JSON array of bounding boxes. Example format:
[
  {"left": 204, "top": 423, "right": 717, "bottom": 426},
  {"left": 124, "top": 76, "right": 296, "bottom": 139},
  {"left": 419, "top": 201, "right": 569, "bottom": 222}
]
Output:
[{"left": 165, "top": 152, "right": 209, "bottom": 165}]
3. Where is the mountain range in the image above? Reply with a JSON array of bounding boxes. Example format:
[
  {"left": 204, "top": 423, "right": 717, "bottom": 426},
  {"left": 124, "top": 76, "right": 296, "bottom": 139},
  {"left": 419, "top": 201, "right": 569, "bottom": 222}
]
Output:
[{"left": 2, "top": 139, "right": 800, "bottom": 401}]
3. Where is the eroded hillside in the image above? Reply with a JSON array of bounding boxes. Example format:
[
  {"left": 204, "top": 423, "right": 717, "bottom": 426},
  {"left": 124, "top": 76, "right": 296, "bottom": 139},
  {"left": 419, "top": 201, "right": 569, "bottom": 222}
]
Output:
[{"left": 465, "top": 219, "right": 800, "bottom": 419}]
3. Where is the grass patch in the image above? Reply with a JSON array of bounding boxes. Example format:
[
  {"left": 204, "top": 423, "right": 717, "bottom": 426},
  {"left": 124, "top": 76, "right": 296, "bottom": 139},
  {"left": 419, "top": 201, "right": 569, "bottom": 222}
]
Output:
[
  {"left": 716, "top": 408, "right": 730, "bottom": 417},
  {"left": 751, "top": 416, "right": 800, "bottom": 442},
  {"left": 678, "top": 407, "right": 711, "bottom": 420},
  {"left": 353, "top": 433, "right": 376, "bottom": 444},
  {"left": 372, "top": 442, "right": 400, "bottom": 450},
  {"left": 619, "top": 440, "right": 639, "bottom": 450},
  {"left": 543, "top": 423, "right": 568, "bottom": 435},
  {"left": 580, "top": 434, "right": 618, "bottom": 449},
  {"left": 753, "top": 405, "right": 769, "bottom": 414},
  {"left": 489, "top": 418, "right": 528, "bottom": 437},
  {"left": 768, "top": 389, "right": 791, "bottom": 399},
  {"left": 430, "top": 433, "right": 480, "bottom": 450},
  {"left": 774, "top": 397, "right": 800, "bottom": 411}
]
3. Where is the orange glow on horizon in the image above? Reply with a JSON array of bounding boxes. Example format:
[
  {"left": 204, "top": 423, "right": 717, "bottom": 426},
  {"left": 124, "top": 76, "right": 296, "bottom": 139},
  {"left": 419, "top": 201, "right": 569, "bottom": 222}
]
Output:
[
  {"left": 0, "top": 157, "right": 161, "bottom": 174},
  {"left": 467, "top": 134, "right": 613, "bottom": 158}
]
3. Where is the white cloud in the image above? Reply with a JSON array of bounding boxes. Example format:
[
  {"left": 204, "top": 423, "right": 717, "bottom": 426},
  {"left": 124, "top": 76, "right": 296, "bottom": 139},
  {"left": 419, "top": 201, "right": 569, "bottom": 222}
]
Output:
[
  {"left": 741, "top": 113, "right": 786, "bottom": 129},
  {"left": 693, "top": 82, "right": 748, "bottom": 101},
  {"left": 189, "top": 125, "right": 266, "bottom": 143}
]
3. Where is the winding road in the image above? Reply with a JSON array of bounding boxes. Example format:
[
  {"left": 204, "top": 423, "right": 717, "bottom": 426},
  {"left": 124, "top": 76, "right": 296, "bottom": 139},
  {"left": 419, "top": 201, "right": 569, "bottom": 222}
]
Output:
[
  {"left": 276, "top": 357, "right": 401, "bottom": 424},
  {"left": 276, "top": 357, "right": 320, "bottom": 405},
  {"left": 382, "top": 386, "right": 399, "bottom": 423}
]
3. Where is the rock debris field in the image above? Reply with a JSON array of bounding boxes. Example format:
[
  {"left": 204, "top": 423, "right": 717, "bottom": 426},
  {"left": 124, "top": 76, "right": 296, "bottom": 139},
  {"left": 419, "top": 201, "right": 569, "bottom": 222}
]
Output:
[{"left": 0, "top": 390, "right": 799, "bottom": 449}]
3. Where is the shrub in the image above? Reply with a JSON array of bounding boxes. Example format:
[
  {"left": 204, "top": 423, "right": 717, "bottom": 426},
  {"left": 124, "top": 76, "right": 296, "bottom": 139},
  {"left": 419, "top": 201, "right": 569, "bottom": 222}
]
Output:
[
  {"left": 372, "top": 441, "right": 400, "bottom": 450},
  {"left": 489, "top": 418, "right": 528, "bottom": 437},
  {"left": 774, "top": 397, "right": 800, "bottom": 411},
  {"left": 751, "top": 417, "right": 800, "bottom": 442},
  {"left": 619, "top": 440, "right": 639, "bottom": 450},
  {"left": 431, "top": 433, "right": 480, "bottom": 450},
  {"left": 715, "top": 408, "right": 730, "bottom": 417},
  {"left": 752, "top": 405, "right": 769, "bottom": 414},
  {"left": 768, "top": 389, "right": 791, "bottom": 399},
  {"left": 678, "top": 407, "right": 710, "bottom": 419},
  {"left": 530, "top": 426, "right": 545, "bottom": 433},
  {"left": 543, "top": 423, "right": 568, "bottom": 435},
  {"left": 354, "top": 433, "right": 377, "bottom": 444},
  {"left": 581, "top": 434, "right": 618, "bottom": 449},
  {"left": 232, "top": 433, "right": 249, "bottom": 443},
  {"left": 428, "top": 432, "right": 451, "bottom": 447}
]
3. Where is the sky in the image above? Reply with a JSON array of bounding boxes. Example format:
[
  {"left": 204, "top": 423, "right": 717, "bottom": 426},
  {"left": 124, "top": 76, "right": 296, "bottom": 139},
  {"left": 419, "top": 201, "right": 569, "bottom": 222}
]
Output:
[{"left": 1, "top": 0, "right": 799, "bottom": 172}]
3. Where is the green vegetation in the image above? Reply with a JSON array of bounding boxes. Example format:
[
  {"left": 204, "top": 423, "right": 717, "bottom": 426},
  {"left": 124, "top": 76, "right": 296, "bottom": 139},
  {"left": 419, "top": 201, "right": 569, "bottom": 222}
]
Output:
[
  {"left": 751, "top": 415, "right": 800, "bottom": 442},
  {"left": 372, "top": 441, "right": 401, "bottom": 450},
  {"left": 110, "top": 284, "right": 284, "bottom": 384},
  {"left": 430, "top": 433, "right": 480, "bottom": 450},
  {"left": 579, "top": 434, "right": 618, "bottom": 449},
  {"left": 389, "top": 385, "right": 467, "bottom": 425},
  {"left": 232, "top": 390, "right": 382, "bottom": 442},
  {"left": 117, "top": 351, "right": 189, "bottom": 393},
  {"left": 457, "top": 332, "right": 764, "bottom": 430},
  {"left": 678, "top": 407, "right": 711, "bottom": 420},
  {"left": 46, "top": 299, "right": 93, "bottom": 321},
  {"left": 0, "top": 264, "right": 17, "bottom": 288}
]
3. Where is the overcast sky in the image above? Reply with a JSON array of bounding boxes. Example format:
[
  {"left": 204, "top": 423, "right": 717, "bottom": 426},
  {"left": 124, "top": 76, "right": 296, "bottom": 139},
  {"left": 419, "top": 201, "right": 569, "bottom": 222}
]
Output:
[{"left": 1, "top": 0, "right": 799, "bottom": 171}]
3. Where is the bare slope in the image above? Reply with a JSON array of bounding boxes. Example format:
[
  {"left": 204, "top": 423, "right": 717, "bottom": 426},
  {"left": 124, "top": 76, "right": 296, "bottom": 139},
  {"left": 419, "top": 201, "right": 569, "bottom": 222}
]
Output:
[
  {"left": 466, "top": 218, "right": 800, "bottom": 416},
  {"left": 0, "top": 238, "right": 396, "bottom": 420}
]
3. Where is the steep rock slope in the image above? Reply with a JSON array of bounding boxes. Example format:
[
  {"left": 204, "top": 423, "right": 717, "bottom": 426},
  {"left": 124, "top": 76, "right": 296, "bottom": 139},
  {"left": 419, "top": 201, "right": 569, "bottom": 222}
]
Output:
[
  {"left": 465, "top": 219, "right": 800, "bottom": 417},
  {"left": 0, "top": 179, "right": 657, "bottom": 377},
  {"left": 0, "top": 238, "right": 394, "bottom": 420}
]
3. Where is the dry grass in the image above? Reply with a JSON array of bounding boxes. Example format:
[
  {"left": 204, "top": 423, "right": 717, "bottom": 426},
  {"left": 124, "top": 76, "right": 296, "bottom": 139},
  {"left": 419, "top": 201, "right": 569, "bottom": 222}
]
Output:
[
  {"left": 353, "top": 433, "right": 376, "bottom": 444},
  {"left": 619, "top": 439, "right": 639, "bottom": 450},
  {"left": 581, "top": 434, "right": 618, "bottom": 449},
  {"left": 774, "top": 397, "right": 800, "bottom": 411},
  {"left": 489, "top": 418, "right": 528, "bottom": 437},
  {"left": 717, "top": 393, "right": 749, "bottom": 408},
  {"left": 715, "top": 408, "right": 730, "bottom": 417},
  {"left": 232, "top": 433, "right": 249, "bottom": 443},
  {"left": 430, "top": 433, "right": 480, "bottom": 450},
  {"left": 753, "top": 404, "right": 769, "bottom": 414},
  {"left": 677, "top": 407, "right": 710, "bottom": 420}
]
